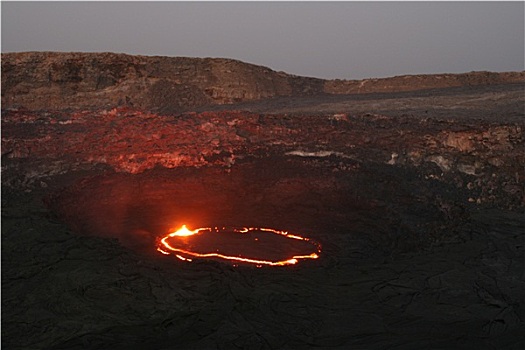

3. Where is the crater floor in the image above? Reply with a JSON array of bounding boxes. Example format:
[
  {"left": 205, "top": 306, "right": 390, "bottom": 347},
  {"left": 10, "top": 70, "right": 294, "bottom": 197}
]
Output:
[{"left": 2, "top": 83, "right": 524, "bottom": 349}]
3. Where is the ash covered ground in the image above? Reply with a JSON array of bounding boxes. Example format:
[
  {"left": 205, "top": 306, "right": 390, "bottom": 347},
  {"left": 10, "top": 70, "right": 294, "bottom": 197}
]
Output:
[{"left": 2, "top": 83, "right": 525, "bottom": 349}]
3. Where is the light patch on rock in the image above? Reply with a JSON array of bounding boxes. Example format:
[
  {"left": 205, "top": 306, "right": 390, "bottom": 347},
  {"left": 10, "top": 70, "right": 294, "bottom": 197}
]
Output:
[
  {"left": 457, "top": 163, "right": 478, "bottom": 176},
  {"left": 443, "top": 132, "right": 475, "bottom": 152},
  {"left": 387, "top": 152, "right": 399, "bottom": 165},
  {"left": 427, "top": 155, "right": 452, "bottom": 172},
  {"left": 285, "top": 150, "right": 352, "bottom": 159},
  {"left": 328, "top": 114, "right": 348, "bottom": 122}
]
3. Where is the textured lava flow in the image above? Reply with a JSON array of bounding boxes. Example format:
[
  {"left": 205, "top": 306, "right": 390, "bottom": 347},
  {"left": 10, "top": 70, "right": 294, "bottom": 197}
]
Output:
[{"left": 158, "top": 225, "right": 321, "bottom": 266}]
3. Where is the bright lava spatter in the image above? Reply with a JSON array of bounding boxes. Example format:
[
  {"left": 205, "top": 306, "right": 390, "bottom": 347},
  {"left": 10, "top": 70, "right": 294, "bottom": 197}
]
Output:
[{"left": 157, "top": 225, "right": 321, "bottom": 266}]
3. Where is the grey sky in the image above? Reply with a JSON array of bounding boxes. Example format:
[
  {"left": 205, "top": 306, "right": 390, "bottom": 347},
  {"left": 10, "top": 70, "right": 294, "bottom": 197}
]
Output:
[{"left": 2, "top": 1, "right": 524, "bottom": 80}]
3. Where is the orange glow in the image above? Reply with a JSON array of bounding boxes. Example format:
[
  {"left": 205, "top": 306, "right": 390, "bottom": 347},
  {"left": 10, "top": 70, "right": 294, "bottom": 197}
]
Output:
[
  {"left": 158, "top": 225, "right": 321, "bottom": 267},
  {"left": 169, "top": 224, "right": 199, "bottom": 237}
]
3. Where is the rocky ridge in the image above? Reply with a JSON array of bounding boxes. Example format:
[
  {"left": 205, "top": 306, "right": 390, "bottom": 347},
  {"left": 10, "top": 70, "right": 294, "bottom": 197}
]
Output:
[{"left": 2, "top": 52, "right": 523, "bottom": 113}]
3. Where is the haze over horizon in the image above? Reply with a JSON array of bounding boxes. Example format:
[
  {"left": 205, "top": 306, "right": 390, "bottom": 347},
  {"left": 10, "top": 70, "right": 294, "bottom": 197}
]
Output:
[{"left": 2, "top": 1, "right": 524, "bottom": 80}]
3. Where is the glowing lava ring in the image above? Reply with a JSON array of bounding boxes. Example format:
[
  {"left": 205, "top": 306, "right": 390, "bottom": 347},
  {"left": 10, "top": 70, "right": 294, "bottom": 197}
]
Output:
[{"left": 157, "top": 225, "right": 321, "bottom": 266}]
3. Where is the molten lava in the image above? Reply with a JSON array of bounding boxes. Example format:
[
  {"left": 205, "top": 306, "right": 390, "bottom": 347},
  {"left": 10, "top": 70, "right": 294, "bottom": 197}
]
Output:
[{"left": 158, "top": 225, "right": 321, "bottom": 266}]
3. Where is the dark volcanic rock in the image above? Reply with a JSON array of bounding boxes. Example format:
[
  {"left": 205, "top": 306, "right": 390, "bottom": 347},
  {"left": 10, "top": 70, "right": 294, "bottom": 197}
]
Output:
[
  {"left": 325, "top": 70, "right": 525, "bottom": 94},
  {"left": 1, "top": 52, "right": 323, "bottom": 113},
  {"left": 2, "top": 105, "right": 523, "bottom": 209},
  {"left": 2, "top": 52, "right": 523, "bottom": 113}
]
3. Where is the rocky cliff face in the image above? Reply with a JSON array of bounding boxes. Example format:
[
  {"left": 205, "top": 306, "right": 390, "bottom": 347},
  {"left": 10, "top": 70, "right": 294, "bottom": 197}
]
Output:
[
  {"left": 1, "top": 52, "right": 324, "bottom": 113},
  {"left": 325, "top": 71, "right": 525, "bottom": 94},
  {"left": 2, "top": 52, "right": 523, "bottom": 113}
]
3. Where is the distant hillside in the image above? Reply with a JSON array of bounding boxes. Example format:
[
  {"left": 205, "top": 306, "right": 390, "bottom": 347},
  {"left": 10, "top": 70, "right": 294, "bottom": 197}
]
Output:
[{"left": 2, "top": 52, "right": 523, "bottom": 112}]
